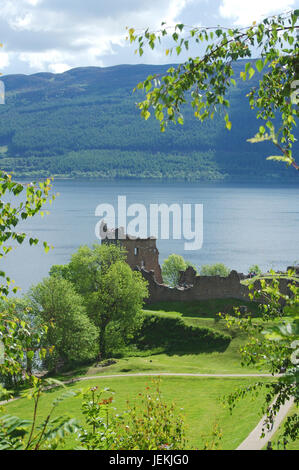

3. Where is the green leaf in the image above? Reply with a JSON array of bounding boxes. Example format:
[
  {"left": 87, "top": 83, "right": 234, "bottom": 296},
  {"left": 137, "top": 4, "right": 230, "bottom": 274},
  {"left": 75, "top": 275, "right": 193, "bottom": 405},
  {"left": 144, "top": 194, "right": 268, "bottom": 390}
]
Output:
[
  {"left": 248, "top": 67, "right": 255, "bottom": 79},
  {"left": 259, "top": 126, "right": 265, "bottom": 134},
  {"left": 226, "top": 120, "right": 232, "bottom": 131},
  {"left": 256, "top": 59, "right": 264, "bottom": 73},
  {"left": 266, "top": 155, "right": 293, "bottom": 164}
]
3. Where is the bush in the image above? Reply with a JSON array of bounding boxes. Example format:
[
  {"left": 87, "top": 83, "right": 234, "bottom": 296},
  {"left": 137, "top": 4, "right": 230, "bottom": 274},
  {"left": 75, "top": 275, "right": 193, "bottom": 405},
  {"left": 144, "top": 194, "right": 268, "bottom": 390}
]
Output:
[
  {"left": 248, "top": 264, "right": 262, "bottom": 276},
  {"left": 134, "top": 312, "right": 231, "bottom": 353},
  {"left": 200, "top": 263, "right": 230, "bottom": 277},
  {"left": 162, "top": 254, "right": 197, "bottom": 286},
  {"left": 112, "top": 379, "right": 187, "bottom": 450}
]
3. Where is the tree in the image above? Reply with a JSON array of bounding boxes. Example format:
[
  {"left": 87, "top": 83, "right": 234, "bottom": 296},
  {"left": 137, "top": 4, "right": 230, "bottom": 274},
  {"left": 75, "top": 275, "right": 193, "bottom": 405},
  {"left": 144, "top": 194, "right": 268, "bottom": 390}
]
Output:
[
  {"left": 1, "top": 298, "right": 47, "bottom": 378},
  {"left": 162, "top": 253, "right": 196, "bottom": 286},
  {"left": 51, "top": 244, "right": 148, "bottom": 359},
  {"left": 223, "top": 274, "right": 299, "bottom": 445},
  {"left": 0, "top": 299, "right": 48, "bottom": 390},
  {"left": 53, "top": 243, "right": 127, "bottom": 292},
  {"left": 95, "top": 261, "right": 148, "bottom": 358},
  {"left": 29, "top": 276, "right": 99, "bottom": 372},
  {"left": 200, "top": 263, "right": 230, "bottom": 277},
  {"left": 0, "top": 170, "right": 53, "bottom": 391},
  {"left": 128, "top": 10, "right": 299, "bottom": 171},
  {"left": 248, "top": 264, "right": 262, "bottom": 276},
  {"left": 0, "top": 172, "right": 54, "bottom": 297}
]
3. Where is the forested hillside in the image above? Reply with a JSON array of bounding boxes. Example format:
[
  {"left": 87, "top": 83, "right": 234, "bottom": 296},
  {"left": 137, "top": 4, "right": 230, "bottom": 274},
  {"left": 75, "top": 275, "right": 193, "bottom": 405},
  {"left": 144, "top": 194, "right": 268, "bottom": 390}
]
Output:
[{"left": 0, "top": 62, "right": 298, "bottom": 181}]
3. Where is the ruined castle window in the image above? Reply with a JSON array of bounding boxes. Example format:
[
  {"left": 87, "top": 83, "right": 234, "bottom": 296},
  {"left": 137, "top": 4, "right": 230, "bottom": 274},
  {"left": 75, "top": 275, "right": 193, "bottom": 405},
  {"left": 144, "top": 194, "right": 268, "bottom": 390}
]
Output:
[{"left": 134, "top": 247, "right": 139, "bottom": 256}]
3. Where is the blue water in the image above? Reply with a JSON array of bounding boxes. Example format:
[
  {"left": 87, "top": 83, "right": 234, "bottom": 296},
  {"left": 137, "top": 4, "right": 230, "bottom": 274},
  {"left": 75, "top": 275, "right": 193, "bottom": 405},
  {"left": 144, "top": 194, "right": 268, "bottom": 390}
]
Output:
[{"left": 3, "top": 180, "right": 299, "bottom": 294}]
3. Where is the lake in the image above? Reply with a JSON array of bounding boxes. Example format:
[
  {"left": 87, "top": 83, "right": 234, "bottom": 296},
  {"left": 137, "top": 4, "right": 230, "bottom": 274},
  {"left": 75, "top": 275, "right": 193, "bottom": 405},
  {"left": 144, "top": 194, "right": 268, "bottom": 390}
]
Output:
[{"left": 3, "top": 179, "right": 299, "bottom": 294}]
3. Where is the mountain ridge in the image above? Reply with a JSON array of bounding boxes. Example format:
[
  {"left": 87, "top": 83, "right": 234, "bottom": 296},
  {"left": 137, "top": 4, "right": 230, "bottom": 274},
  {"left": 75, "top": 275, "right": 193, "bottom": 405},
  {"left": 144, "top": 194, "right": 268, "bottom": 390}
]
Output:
[{"left": 0, "top": 63, "right": 298, "bottom": 182}]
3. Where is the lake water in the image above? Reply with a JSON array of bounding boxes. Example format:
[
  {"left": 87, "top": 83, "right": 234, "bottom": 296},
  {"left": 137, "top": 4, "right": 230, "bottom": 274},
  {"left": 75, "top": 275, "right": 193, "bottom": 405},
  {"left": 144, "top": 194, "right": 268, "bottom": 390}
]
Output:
[{"left": 3, "top": 180, "right": 299, "bottom": 294}]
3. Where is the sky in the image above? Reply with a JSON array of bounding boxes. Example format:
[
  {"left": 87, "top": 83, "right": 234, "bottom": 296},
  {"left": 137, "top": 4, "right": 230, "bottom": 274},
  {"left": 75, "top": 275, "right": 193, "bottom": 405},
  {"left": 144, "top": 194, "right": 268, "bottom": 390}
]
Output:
[{"left": 0, "top": 0, "right": 298, "bottom": 75}]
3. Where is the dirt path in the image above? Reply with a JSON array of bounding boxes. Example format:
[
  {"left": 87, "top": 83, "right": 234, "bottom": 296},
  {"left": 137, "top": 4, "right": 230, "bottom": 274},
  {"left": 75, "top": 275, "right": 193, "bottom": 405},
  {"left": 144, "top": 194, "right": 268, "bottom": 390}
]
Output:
[
  {"left": 65, "top": 372, "right": 275, "bottom": 383},
  {"left": 0, "top": 371, "right": 274, "bottom": 405},
  {"left": 237, "top": 397, "right": 295, "bottom": 450},
  {"left": 2, "top": 371, "right": 290, "bottom": 450}
]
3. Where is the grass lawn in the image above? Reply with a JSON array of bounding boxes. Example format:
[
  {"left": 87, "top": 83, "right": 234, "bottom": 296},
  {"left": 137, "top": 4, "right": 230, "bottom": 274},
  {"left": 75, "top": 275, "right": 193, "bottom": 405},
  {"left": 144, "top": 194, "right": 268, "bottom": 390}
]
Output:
[
  {"left": 54, "top": 299, "right": 268, "bottom": 380},
  {"left": 241, "top": 274, "right": 299, "bottom": 286},
  {"left": 3, "top": 376, "right": 273, "bottom": 450}
]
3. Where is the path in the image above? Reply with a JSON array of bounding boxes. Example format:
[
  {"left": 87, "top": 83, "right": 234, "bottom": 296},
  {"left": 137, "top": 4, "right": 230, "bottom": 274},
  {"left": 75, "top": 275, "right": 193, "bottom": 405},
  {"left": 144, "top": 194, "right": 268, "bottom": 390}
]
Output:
[
  {"left": 1, "top": 371, "right": 293, "bottom": 450},
  {"left": 237, "top": 397, "right": 295, "bottom": 450},
  {"left": 0, "top": 372, "right": 274, "bottom": 406}
]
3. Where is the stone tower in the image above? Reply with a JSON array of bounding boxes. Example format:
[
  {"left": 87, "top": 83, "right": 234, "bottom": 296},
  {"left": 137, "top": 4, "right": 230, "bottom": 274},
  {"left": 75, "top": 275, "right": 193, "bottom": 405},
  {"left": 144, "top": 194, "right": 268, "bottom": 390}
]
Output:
[{"left": 101, "top": 224, "right": 163, "bottom": 284}]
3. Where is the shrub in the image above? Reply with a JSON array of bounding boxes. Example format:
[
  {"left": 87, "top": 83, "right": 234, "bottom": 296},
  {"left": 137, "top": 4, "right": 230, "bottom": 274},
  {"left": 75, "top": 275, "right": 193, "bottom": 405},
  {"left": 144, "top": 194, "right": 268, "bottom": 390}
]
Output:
[
  {"left": 112, "top": 379, "right": 187, "bottom": 450},
  {"left": 200, "top": 263, "right": 230, "bottom": 277},
  {"left": 135, "top": 312, "right": 231, "bottom": 353},
  {"left": 162, "top": 254, "right": 197, "bottom": 287}
]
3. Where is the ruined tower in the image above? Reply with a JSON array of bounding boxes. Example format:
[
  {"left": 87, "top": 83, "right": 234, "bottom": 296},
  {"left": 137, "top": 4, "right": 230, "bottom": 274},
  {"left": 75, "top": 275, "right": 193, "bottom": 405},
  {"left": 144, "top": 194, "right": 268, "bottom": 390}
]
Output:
[{"left": 101, "top": 224, "right": 163, "bottom": 284}]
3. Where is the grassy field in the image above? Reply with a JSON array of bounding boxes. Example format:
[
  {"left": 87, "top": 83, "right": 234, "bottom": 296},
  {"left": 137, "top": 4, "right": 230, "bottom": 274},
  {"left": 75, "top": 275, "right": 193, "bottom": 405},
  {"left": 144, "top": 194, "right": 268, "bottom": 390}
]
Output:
[
  {"left": 54, "top": 299, "right": 267, "bottom": 380},
  {"left": 145, "top": 299, "right": 262, "bottom": 318},
  {"left": 3, "top": 298, "right": 285, "bottom": 450},
  {"left": 241, "top": 274, "right": 299, "bottom": 286},
  {"left": 4, "top": 376, "right": 273, "bottom": 450}
]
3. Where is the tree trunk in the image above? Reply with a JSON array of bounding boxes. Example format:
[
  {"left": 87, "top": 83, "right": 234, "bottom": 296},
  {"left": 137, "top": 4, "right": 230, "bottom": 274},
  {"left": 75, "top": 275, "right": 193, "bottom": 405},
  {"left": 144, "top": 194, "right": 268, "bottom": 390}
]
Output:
[{"left": 98, "top": 323, "right": 107, "bottom": 361}]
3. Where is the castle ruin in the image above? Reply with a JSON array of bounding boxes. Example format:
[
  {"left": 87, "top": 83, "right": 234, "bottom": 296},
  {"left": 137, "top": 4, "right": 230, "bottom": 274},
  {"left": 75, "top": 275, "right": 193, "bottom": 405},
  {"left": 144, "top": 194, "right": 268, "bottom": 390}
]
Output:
[
  {"left": 101, "top": 225, "right": 298, "bottom": 304},
  {"left": 101, "top": 224, "right": 163, "bottom": 284}
]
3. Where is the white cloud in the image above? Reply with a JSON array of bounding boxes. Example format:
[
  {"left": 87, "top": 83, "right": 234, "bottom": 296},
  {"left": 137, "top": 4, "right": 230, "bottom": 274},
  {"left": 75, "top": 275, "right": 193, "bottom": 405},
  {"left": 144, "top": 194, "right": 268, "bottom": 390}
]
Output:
[
  {"left": 25, "top": 0, "right": 42, "bottom": 5},
  {"left": 0, "top": 0, "right": 196, "bottom": 73},
  {"left": 0, "top": 52, "right": 10, "bottom": 68},
  {"left": 3, "top": 0, "right": 296, "bottom": 74},
  {"left": 48, "top": 63, "right": 71, "bottom": 74},
  {"left": 219, "top": 0, "right": 296, "bottom": 26}
]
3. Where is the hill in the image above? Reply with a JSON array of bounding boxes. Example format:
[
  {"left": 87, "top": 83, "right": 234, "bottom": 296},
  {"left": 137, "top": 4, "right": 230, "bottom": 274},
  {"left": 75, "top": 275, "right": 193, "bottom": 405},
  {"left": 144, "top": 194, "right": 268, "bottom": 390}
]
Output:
[{"left": 0, "top": 62, "right": 298, "bottom": 181}]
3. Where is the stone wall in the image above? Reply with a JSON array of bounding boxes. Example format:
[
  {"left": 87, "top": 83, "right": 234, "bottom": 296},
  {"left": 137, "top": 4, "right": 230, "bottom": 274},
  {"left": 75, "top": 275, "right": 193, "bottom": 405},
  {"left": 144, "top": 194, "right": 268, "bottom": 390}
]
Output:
[
  {"left": 101, "top": 225, "right": 298, "bottom": 305},
  {"left": 140, "top": 268, "right": 249, "bottom": 304},
  {"left": 139, "top": 268, "right": 298, "bottom": 305}
]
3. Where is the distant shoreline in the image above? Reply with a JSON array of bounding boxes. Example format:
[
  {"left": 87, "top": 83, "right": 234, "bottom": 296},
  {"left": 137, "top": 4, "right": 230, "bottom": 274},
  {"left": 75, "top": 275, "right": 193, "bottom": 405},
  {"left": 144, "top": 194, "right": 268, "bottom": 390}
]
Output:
[{"left": 9, "top": 173, "right": 299, "bottom": 186}]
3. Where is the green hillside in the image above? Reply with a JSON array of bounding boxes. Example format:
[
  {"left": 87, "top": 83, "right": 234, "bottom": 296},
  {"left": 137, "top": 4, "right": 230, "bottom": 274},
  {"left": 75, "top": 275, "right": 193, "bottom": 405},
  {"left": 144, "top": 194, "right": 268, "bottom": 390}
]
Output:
[{"left": 0, "top": 62, "right": 298, "bottom": 181}]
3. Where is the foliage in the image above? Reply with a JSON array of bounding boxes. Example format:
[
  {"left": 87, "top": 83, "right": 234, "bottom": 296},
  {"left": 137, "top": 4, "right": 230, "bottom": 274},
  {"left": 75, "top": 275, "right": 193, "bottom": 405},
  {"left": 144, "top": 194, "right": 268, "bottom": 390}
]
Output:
[
  {"left": 0, "top": 171, "right": 54, "bottom": 296},
  {"left": 51, "top": 244, "right": 149, "bottom": 359},
  {"left": 129, "top": 10, "right": 299, "bottom": 171},
  {"left": 200, "top": 263, "right": 230, "bottom": 277},
  {"left": 78, "top": 385, "right": 116, "bottom": 450},
  {"left": 201, "top": 422, "right": 223, "bottom": 450},
  {"left": 0, "top": 299, "right": 47, "bottom": 388},
  {"left": 91, "top": 260, "right": 149, "bottom": 359},
  {"left": 0, "top": 302, "right": 48, "bottom": 391},
  {"left": 248, "top": 264, "right": 262, "bottom": 275},
  {"left": 0, "top": 166, "right": 58, "bottom": 443},
  {"left": 162, "top": 253, "right": 196, "bottom": 286},
  {"left": 222, "top": 273, "right": 299, "bottom": 445},
  {"left": 135, "top": 311, "right": 231, "bottom": 353},
  {"left": 28, "top": 276, "right": 99, "bottom": 372},
  {"left": 77, "top": 380, "right": 188, "bottom": 450},
  {"left": 111, "top": 379, "right": 187, "bottom": 450},
  {"left": 0, "top": 377, "right": 80, "bottom": 450},
  {"left": 52, "top": 243, "right": 127, "bottom": 292}
]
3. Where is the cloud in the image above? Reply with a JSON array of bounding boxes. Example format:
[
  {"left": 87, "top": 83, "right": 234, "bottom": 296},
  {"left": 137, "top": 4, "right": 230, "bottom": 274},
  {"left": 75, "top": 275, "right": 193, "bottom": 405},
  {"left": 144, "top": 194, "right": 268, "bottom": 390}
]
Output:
[
  {"left": 48, "top": 63, "right": 72, "bottom": 74},
  {"left": 0, "top": 51, "right": 10, "bottom": 69},
  {"left": 1, "top": 0, "right": 296, "bottom": 75},
  {"left": 219, "top": 0, "right": 296, "bottom": 25},
  {"left": 0, "top": 0, "right": 195, "bottom": 74}
]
